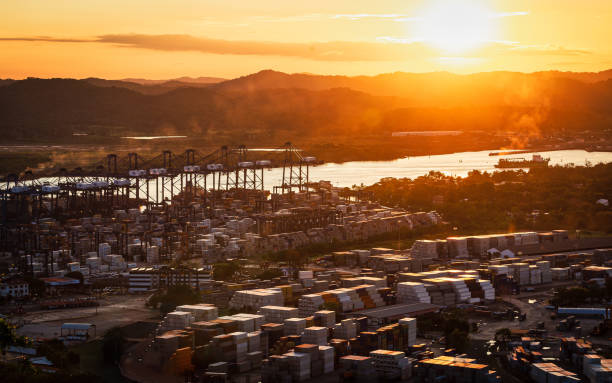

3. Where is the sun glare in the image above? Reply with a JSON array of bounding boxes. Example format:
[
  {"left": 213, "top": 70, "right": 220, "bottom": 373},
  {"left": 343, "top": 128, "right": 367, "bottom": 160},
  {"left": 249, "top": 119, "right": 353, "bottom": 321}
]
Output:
[{"left": 414, "top": 0, "right": 497, "bottom": 53}]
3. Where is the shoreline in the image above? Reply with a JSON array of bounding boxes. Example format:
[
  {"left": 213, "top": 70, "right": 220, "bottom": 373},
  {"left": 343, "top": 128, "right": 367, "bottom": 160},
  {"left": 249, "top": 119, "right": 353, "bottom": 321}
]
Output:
[{"left": 0, "top": 142, "right": 611, "bottom": 176}]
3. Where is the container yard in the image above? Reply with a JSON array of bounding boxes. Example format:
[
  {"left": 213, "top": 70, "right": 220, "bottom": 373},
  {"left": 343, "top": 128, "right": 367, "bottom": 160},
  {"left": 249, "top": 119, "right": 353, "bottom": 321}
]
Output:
[{"left": 2, "top": 145, "right": 612, "bottom": 382}]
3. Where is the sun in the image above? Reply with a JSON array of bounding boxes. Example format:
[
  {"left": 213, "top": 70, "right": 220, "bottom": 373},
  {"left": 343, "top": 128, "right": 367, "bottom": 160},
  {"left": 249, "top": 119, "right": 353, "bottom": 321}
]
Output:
[{"left": 414, "top": 0, "right": 497, "bottom": 53}]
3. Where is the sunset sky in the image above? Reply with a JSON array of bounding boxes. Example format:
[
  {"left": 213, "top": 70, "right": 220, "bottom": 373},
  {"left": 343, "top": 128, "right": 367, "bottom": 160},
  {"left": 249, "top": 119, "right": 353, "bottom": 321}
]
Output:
[{"left": 1, "top": 0, "right": 610, "bottom": 79}]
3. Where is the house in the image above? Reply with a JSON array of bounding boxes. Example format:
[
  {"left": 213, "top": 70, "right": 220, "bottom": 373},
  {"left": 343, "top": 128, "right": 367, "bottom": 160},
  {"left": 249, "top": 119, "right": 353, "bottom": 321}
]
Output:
[{"left": 0, "top": 278, "right": 29, "bottom": 298}]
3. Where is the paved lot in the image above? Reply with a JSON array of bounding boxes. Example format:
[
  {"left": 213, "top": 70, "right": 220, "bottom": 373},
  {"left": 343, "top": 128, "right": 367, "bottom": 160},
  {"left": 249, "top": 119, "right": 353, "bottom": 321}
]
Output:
[
  {"left": 473, "top": 284, "right": 602, "bottom": 341},
  {"left": 16, "top": 294, "right": 157, "bottom": 339}
]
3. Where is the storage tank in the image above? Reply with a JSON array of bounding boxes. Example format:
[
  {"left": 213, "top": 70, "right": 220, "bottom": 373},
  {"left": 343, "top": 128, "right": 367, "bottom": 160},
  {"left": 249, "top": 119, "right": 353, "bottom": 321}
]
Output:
[{"left": 256, "top": 160, "right": 271, "bottom": 166}]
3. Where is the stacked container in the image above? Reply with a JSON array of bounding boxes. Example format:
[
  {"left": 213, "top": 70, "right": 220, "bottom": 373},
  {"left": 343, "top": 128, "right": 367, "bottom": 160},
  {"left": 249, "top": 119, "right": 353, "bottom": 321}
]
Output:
[
  {"left": 529, "top": 265, "right": 542, "bottom": 284},
  {"left": 399, "top": 317, "right": 417, "bottom": 347},
  {"left": 285, "top": 351, "right": 311, "bottom": 381},
  {"left": 537, "top": 261, "right": 553, "bottom": 283},
  {"left": 284, "top": 317, "right": 307, "bottom": 336},
  {"left": 396, "top": 282, "right": 431, "bottom": 304},
  {"left": 333, "top": 319, "right": 358, "bottom": 340},
  {"left": 302, "top": 326, "right": 328, "bottom": 345},
  {"left": 258, "top": 306, "right": 299, "bottom": 323},
  {"left": 175, "top": 304, "right": 218, "bottom": 322},
  {"left": 552, "top": 267, "right": 570, "bottom": 281},
  {"left": 162, "top": 311, "right": 193, "bottom": 331},
  {"left": 314, "top": 310, "right": 336, "bottom": 328},
  {"left": 511, "top": 263, "right": 530, "bottom": 285},
  {"left": 369, "top": 350, "right": 411, "bottom": 380}
]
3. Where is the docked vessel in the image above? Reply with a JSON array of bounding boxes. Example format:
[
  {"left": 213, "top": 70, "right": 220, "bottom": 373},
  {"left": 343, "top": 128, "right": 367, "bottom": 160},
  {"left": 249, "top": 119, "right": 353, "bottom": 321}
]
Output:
[{"left": 495, "top": 154, "right": 550, "bottom": 168}]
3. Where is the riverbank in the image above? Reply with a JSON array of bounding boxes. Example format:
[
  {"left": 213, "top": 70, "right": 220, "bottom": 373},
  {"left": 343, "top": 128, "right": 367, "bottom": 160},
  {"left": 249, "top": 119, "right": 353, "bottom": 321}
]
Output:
[{"left": 0, "top": 134, "right": 610, "bottom": 177}]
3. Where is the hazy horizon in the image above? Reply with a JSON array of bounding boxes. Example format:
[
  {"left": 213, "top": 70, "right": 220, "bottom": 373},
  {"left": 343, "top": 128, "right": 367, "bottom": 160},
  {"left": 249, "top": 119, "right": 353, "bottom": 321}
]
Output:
[
  {"left": 3, "top": 67, "right": 612, "bottom": 82},
  {"left": 2, "top": 0, "right": 612, "bottom": 79}
]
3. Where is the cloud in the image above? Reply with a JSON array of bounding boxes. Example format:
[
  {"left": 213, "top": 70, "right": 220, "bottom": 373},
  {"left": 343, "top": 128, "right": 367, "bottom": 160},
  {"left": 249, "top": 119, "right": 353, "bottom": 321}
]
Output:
[
  {"left": 0, "top": 36, "right": 93, "bottom": 43},
  {"left": 332, "top": 13, "right": 413, "bottom": 21},
  {"left": 332, "top": 10, "right": 527, "bottom": 22},
  {"left": 95, "top": 34, "right": 434, "bottom": 61},
  {"left": 0, "top": 33, "right": 590, "bottom": 61},
  {"left": 505, "top": 44, "right": 590, "bottom": 56}
]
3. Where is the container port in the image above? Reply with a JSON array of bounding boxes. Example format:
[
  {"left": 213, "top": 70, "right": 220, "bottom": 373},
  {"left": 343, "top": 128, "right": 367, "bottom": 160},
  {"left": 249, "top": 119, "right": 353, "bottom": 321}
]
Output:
[{"left": 1, "top": 143, "right": 612, "bottom": 383}]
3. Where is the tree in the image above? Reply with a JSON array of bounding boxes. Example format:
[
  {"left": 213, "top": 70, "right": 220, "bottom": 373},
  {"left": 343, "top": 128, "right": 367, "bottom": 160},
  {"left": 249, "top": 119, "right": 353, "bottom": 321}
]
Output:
[
  {"left": 495, "top": 328, "right": 511, "bottom": 342},
  {"left": 25, "top": 276, "right": 46, "bottom": 297},
  {"left": 37, "top": 339, "right": 80, "bottom": 369},
  {"left": 256, "top": 268, "right": 283, "bottom": 280},
  {"left": 447, "top": 329, "right": 469, "bottom": 353},
  {"left": 102, "top": 327, "right": 125, "bottom": 364},
  {"left": 0, "top": 361, "right": 102, "bottom": 383},
  {"left": 0, "top": 318, "right": 29, "bottom": 360},
  {"left": 147, "top": 285, "right": 202, "bottom": 314},
  {"left": 213, "top": 262, "right": 241, "bottom": 281}
]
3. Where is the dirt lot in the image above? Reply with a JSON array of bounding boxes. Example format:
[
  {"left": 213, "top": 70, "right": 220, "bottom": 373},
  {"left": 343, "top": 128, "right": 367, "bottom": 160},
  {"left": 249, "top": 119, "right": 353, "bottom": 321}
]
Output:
[{"left": 16, "top": 294, "right": 157, "bottom": 339}]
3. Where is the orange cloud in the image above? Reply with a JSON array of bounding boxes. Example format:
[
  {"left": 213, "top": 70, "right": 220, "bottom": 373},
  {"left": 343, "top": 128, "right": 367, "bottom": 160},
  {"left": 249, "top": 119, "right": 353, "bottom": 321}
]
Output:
[{"left": 0, "top": 34, "right": 591, "bottom": 62}]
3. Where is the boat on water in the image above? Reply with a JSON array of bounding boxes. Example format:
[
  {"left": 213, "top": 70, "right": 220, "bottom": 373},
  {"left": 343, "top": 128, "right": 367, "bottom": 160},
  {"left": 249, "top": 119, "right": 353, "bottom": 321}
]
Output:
[
  {"left": 495, "top": 154, "right": 550, "bottom": 168},
  {"left": 489, "top": 149, "right": 532, "bottom": 156}
]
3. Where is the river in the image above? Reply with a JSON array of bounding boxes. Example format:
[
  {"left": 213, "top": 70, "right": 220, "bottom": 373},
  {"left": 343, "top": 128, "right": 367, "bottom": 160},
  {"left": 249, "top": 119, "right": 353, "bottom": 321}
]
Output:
[
  {"left": 5, "top": 149, "right": 612, "bottom": 199},
  {"left": 260, "top": 149, "right": 612, "bottom": 189}
]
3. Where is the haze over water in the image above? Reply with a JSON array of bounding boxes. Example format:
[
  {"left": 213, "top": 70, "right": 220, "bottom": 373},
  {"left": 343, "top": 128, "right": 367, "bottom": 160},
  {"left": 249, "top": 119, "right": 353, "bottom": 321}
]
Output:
[{"left": 261, "top": 149, "right": 612, "bottom": 189}]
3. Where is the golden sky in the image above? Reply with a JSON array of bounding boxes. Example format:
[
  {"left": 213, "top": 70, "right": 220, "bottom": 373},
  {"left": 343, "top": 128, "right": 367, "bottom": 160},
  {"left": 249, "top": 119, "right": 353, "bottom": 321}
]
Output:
[{"left": 1, "top": 0, "right": 610, "bottom": 79}]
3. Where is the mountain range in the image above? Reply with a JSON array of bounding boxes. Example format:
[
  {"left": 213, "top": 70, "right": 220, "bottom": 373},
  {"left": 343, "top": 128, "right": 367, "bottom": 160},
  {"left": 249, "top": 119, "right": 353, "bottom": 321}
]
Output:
[{"left": 0, "top": 69, "right": 611, "bottom": 142}]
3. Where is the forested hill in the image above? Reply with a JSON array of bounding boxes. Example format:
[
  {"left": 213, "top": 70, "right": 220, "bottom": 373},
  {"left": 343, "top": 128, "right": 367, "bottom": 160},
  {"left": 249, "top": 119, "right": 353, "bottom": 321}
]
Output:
[{"left": 0, "top": 70, "right": 611, "bottom": 142}]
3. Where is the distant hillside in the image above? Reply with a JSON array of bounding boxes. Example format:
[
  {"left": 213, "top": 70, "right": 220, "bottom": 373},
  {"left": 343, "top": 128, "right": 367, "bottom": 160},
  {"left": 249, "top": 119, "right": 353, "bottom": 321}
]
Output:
[
  {"left": 0, "top": 71, "right": 610, "bottom": 143},
  {"left": 82, "top": 77, "right": 223, "bottom": 95},
  {"left": 121, "top": 76, "right": 226, "bottom": 85},
  {"left": 214, "top": 69, "right": 612, "bottom": 107}
]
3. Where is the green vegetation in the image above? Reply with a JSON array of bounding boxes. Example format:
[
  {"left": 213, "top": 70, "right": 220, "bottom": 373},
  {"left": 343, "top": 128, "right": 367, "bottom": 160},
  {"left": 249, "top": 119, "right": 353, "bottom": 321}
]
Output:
[
  {"left": 0, "top": 361, "right": 102, "bottom": 383},
  {"left": 101, "top": 327, "right": 125, "bottom": 365},
  {"left": 0, "top": 320, "right": 101, "bottom": 383},
  {"left": 25, "top": 276, "right": 46, "bottom": 298},
  {"left": 37, "top": 339, "right": 80, "bottom": 370},
  {"left": 366, "top": 164, "right": 612, "bottom": 233},
  {"left": 494, "top": 328, "right": 512, "bottom": 342},
  {"left": 146, "top": 285, "right": 202, "bottom": 314},
  {"left": 0, "top": 152, "right": 51, "bottom": 175},
  {"left": 551, "top": 280, "right": 612, "bottom": 306},
  {"left": 72, "top": 339, "right": 127, "bottom": 383},
  {"left": 254, "top": 268, "right": 284, "bottom": 280},
  {"left": 0, "top": 318, "right": 29, "bottom": 357},
  {"left": 417, "top": 309, "right": 471, "bottom": 352},
  {"left": 212, "top": 261, "right": 242, "bottom": 281}
]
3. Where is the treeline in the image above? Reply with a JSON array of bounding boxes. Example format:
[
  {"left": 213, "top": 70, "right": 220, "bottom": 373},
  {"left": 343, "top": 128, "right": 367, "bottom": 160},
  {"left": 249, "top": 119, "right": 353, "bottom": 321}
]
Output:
[{"left": 365, "top": 164, "right": 612, "bottom": 233}]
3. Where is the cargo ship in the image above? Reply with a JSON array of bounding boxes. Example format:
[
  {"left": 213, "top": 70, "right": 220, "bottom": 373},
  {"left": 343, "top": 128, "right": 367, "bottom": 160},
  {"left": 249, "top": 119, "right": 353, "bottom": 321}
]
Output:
[{"left": 495, "top": 154, "right": 550, "bottom": 168}]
